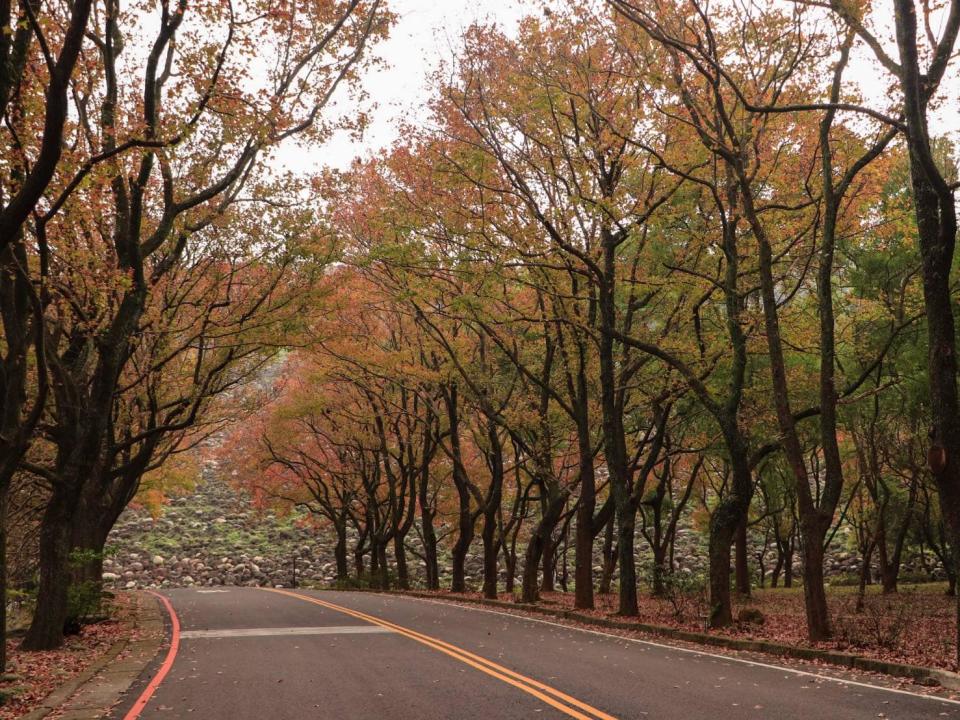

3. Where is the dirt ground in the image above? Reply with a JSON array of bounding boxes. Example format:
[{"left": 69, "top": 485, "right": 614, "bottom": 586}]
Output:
[
  {"left": 419, "top": 581, "right": 957, "bottom": 672},
  {"left": 0, "top": 593, "right": 138, "bottom": 719}
]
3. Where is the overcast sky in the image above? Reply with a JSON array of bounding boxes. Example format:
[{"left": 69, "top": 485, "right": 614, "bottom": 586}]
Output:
[{"left": 277, "top": 0, "right": 530, "bottom": 174}]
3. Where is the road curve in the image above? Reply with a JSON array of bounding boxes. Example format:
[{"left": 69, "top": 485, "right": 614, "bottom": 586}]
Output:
[{"left": 107, "top": 587, "right": 960, "bottom": 719}]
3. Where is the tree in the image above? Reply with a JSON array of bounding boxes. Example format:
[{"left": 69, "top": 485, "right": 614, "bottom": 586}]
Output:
[
  {"left": 421, "top": 10, "right": 687, "bottom": 614},
  {"left": 608, "top": 0, "right": 912, "bottom": 639},
  {"left": 0, "top": 0, "right": 96, "bottom": 670},
  {"left": 20, "top": 0, "right": 389, "bottom": 650},
  {"left": 832, "top": 0, "right": 960, "bottom": 662}
]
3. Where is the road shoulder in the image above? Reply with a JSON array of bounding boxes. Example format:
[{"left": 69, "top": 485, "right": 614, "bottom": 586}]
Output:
[{"left": 21, "top": 591, "right": 165, "bottom": 720}]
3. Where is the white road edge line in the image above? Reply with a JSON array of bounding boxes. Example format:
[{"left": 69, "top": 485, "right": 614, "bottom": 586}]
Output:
[
  {"left": 180, "top": 625, "right": 394, "bottom": 639},
  {"left": 368, "top": 593, "right": 960, "bottom": 707}
]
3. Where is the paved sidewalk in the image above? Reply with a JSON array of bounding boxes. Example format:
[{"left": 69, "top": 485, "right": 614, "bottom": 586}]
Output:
[{"left": 23, "top": 592, "right": 166, "bottom": 720}]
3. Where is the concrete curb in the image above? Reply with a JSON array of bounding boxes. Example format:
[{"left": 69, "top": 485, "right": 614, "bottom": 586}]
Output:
[
  {"left": 345, "top": 588, "right": 960, "bottom": 691},
  {"left": 22, "top": 591, "right": 165, "bottom": 720}
]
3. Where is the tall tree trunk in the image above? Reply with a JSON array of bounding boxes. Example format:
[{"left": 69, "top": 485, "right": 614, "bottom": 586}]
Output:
[
  {"left": 599, "top": 515, "right": 617, "bottom": 595},
  {"left": 799, "top": 517, "right": 832, "bottom": 641},
  {"left": 68, "top": 491, "right": 119, "bottom": 591},
  {"left": 369, "top": 538, "right": 380, "bottom": 584},
  {"left": 708, "top": 434, "right": 752, "bottom": 627},
  {"left": 521, "top": 531, "right": 544, "bottom": 604},
  {"left": 598, "top": 232, "right": 641, "bottom": 617},
  {"left": 445, "top": 385, "right": 473, "bottom": 594},
  {"left": 66, "top": 466, "right": 145, "bottom": 601},
  {"left": 504, "top": 548, "right": 517, "bottom": 594},
  {"left": 735, "top": 520, "right": 750, "bottom": 596},
  {"left": 800, "top": 529, "right": 830, "bottom": 636},
  {"left": 69, "top": 524, "right": 107, "bottom": 590},
  {"left": 393, "top": 535, "right": 409, "bottom": 590},
  {"left": 377, "top": 542, "right": 390, "bottom": 590},
  {"left": 574, "top": 449, "right": 596, "bottom": 608},
  {"left": 31, "top": 455, "right": 121, "bottom": 638},
  {"left": 708, "top": 509, "right": 736, "bottom": 628},
  {"left": 880, "top": 553, "right": 902, "bottom": 594},
  {"left": 749, "top": 184, "right": 835, "bottom": 641},
  {"left": 481, "top": 498, "right": 500, "bottom": 600},
  {"left": 882, "top": 480, "right": 918, "bottom": 594},
  {"left": 770, "top": 554, "right": 783, "bottom": 589},
  {"left": 877, "top": 529, "right": 895, "bottom": 594},
  {"left": 393, "top": 482, "right": 417, "bottom": 592},
  {"left": 354, "top": 528, "right": 367, "bottom": 580},
  {"left": 481, "top": 421, "right": 504, "bottom": 600},
  {"left": 573, "top": 394, "right": 596, "bottom": 609},
  {"left": 334, "top": 525, "right": 349, "bottom": 581},
  {"left": 560, "top": 521, "right": 570, "bottom": 592},
  {"left": 784, "top": 543, "right": 794, "bottom": 588},
  {"left": 856, "top": 540, "right": 876, "bottom": 612},
  {"left": 0, "top": 487, "right": 6, "bottom": 671},
  {"left": 450, "top": 515, "right": 472, "bottom": 593},
  {"left": 22, "top": 491, "right": 73, "bottom": 650},
  {"left": 890, "top": 0, "right": 960, "bottom": 667},
  {"left": 521, "top": 489, "right": 566, "bottom": 603},
  {"left": 756, "top": 550, "right": 766, "bottom": 589},
  {"left": 419, "top": 490, "right": 439, "bottom": 590},
  {"left": 540, "top": 533, "right": 556, "bottom": 594},
  {"left": 0, "top": 235, "right": 47, "bottom": 669},
  {"left": 503, "top": 512, "right": 521, "bottom": 595},
  {"left": 651, "top": 541, "right": 667, "bottom": 597},
  {"left": 614, "top": 498, "right": 637, "bottom": 615}
]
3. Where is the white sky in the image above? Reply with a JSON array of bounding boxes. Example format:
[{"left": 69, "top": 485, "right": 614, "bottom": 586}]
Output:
[{"left": 278, "top": 0, "right": 532, "bottom": 174}]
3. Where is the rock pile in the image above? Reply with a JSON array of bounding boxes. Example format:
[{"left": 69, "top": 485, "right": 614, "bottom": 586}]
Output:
[
  {"left": 104, "top": 459, "right": 945, "bottom": 592},
  {"left": 104, "top": 460, "right": 344, "bottom": 590}
]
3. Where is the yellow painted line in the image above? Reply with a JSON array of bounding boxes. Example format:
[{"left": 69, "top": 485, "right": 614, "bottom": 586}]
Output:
[{"left": 263, "top": 588, "right": 618, "bottom": 720}]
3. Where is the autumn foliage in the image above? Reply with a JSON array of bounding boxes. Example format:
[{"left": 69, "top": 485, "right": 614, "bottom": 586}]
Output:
[
  {"left": 5, "top": 0, "right": 960, "bottom": 679},
  {"left": 223, "top": 0, "right": 960, "bottom": 665}
]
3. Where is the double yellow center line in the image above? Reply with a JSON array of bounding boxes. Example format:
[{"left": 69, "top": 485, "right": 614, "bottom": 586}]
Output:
[{"left": 263, "top": 588, "right": 617, "bottom": 720}]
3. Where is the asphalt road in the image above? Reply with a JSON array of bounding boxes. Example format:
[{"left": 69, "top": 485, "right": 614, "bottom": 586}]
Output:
[{"left": 109, "top": 587, "right": 960, "bottom": 719}]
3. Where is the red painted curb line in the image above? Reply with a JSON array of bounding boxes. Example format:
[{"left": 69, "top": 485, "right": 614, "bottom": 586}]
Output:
[{"left": 122, "top": 591, "right": 180, "bottom": 720}]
